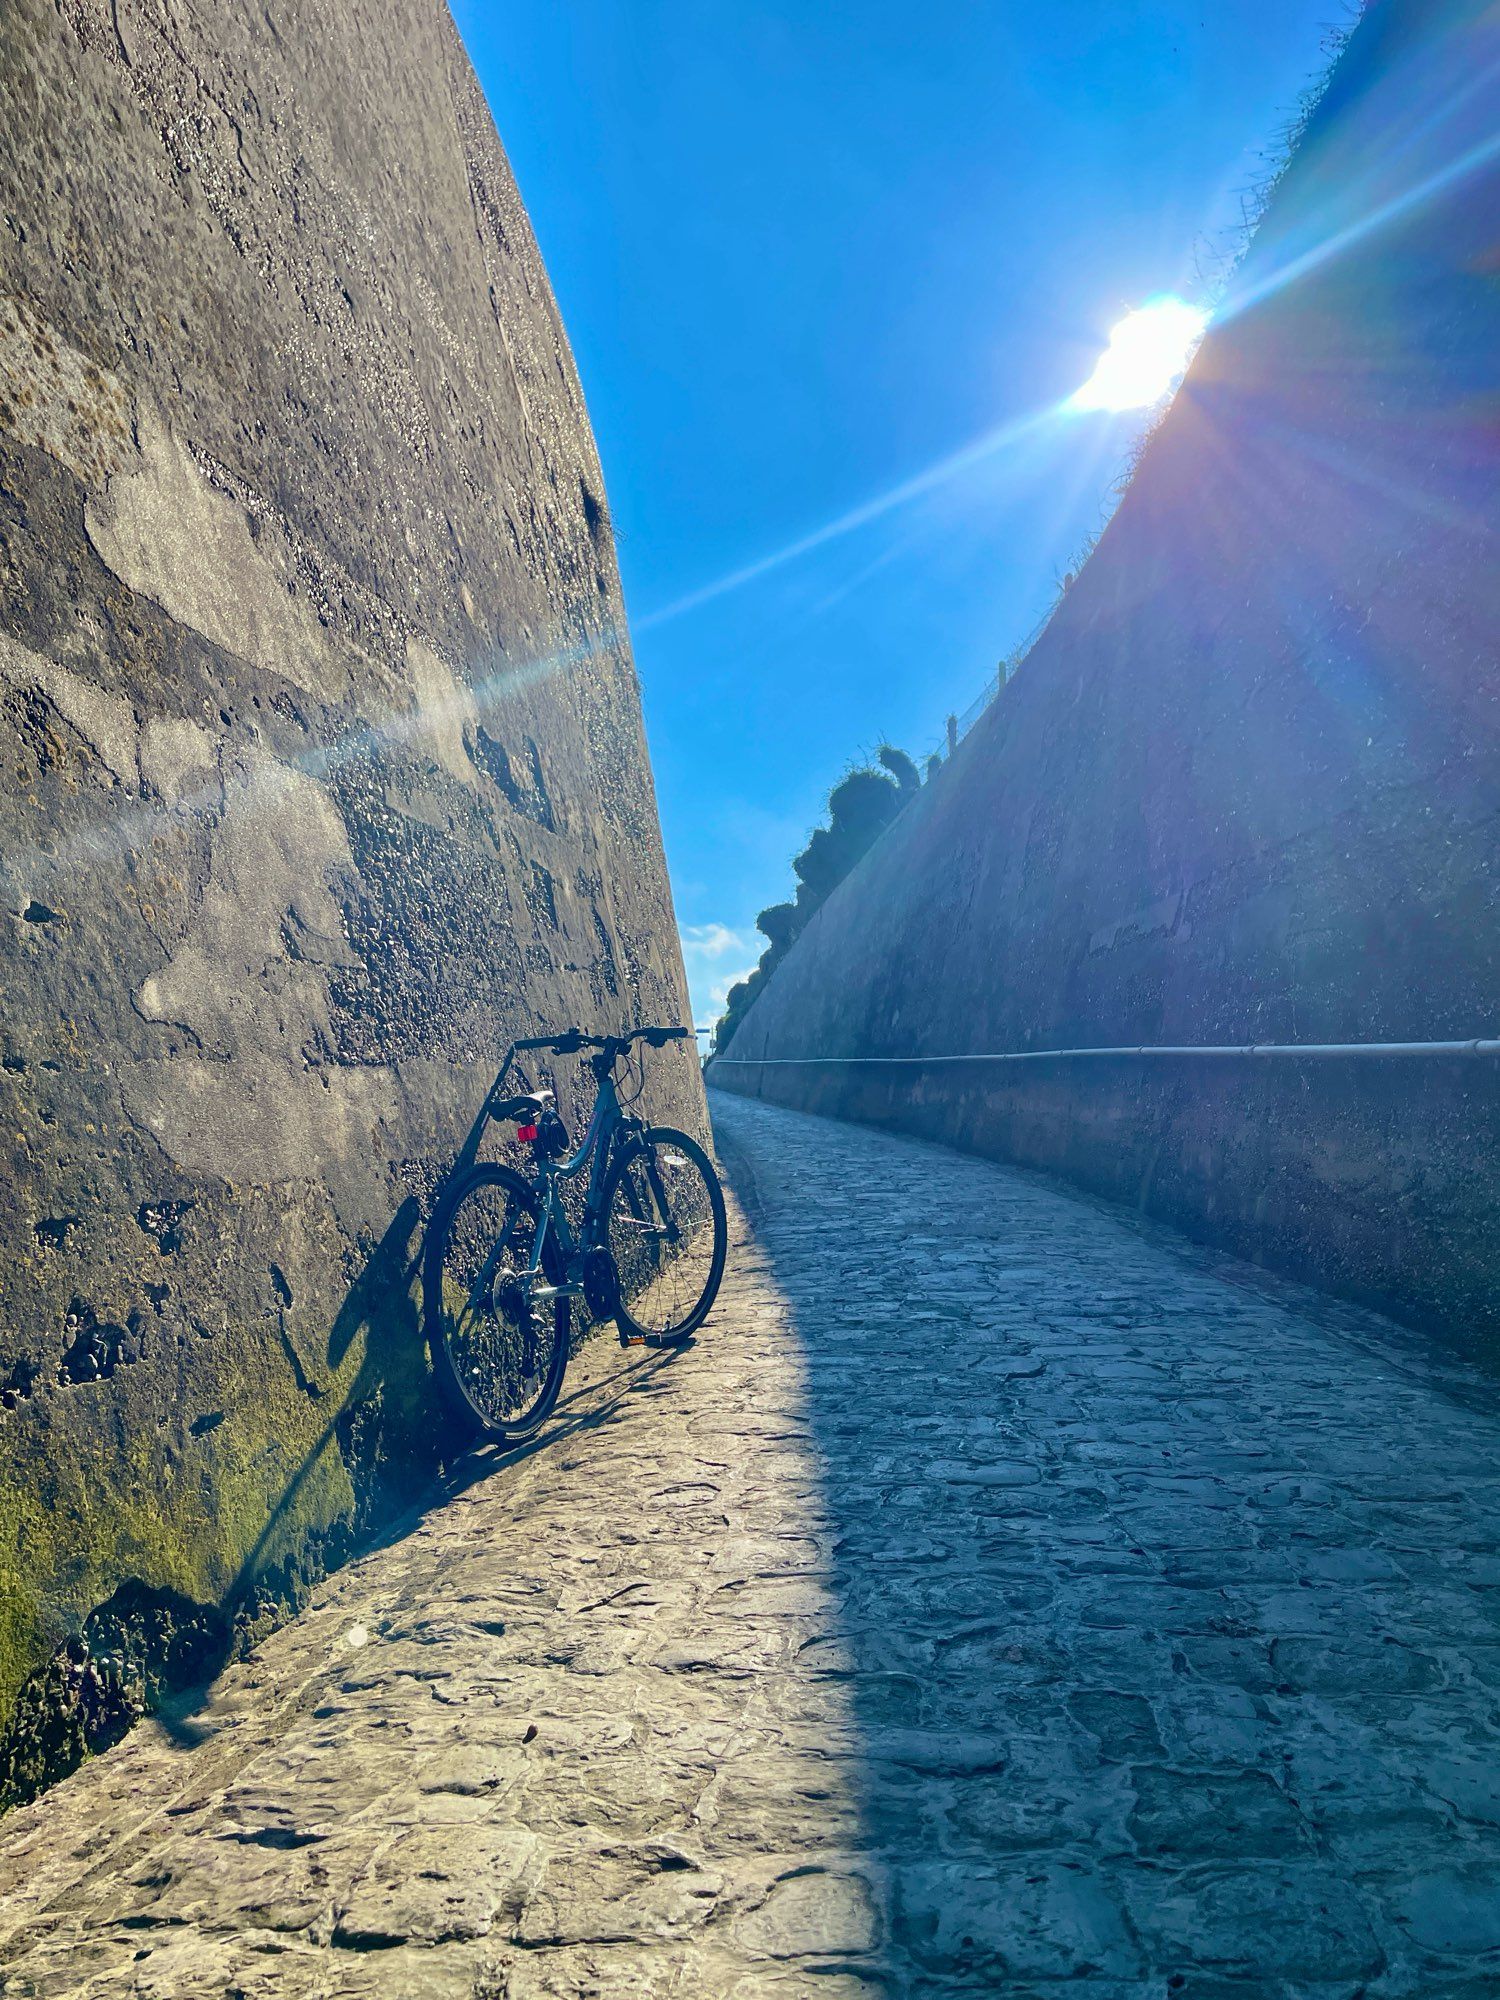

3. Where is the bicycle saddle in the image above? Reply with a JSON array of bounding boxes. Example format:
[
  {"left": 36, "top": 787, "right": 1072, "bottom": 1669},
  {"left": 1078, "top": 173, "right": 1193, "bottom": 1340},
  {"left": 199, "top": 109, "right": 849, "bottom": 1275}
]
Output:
[{"left": 491, "top": 1087, "right": 554, "bottom": 1121}]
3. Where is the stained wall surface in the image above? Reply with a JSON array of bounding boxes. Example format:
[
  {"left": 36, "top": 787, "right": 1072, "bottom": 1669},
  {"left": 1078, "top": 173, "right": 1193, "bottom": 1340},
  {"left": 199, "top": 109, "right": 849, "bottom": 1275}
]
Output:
[
  {"left": 714, "top": 0, "right": 1500, "bottom": 1354},
  {"left": 0, "top": 0, "right": 696, "bottom": 1776}
]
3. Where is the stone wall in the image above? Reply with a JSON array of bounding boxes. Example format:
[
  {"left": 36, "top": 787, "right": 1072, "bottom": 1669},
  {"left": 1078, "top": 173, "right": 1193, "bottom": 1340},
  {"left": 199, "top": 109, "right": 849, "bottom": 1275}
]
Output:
[
  {"left": 0, "top": 0, "right": 697, "bottom": 1793},
  {"left": 714, "top": 0, "right": 1500, "bottom": 1356}
]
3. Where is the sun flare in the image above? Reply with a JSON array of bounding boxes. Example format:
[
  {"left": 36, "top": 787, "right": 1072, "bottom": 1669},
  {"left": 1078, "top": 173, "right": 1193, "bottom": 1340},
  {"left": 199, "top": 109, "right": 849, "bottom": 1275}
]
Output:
[{"left": 1071, "top": 296, "right": 1208, "bottom": 413}]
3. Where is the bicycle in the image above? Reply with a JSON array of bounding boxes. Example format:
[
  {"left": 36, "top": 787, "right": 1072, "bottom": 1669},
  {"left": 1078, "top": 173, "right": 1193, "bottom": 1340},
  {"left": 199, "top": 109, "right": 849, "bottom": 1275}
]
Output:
[{"left": 423, "top": 1025, "right": 728, "bottom": 1439}]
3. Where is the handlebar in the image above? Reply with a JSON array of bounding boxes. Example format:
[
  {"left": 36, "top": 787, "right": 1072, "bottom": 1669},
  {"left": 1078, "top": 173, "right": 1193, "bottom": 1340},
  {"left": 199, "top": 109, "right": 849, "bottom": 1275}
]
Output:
[{"left": 514, "top": 1025, "right": 690, "bottom": 1056}]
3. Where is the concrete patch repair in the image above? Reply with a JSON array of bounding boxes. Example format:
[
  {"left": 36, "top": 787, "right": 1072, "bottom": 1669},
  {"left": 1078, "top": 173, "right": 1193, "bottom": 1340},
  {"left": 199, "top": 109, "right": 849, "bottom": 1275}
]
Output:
[{"left": 2, "top": 0, "right": 1498, "bottom": 1994}]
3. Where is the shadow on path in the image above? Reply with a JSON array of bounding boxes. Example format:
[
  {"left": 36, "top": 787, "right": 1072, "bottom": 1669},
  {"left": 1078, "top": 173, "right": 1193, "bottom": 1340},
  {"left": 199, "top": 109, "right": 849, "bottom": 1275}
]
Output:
[{"left": 713, "top": 1089, "right": 1500, "bottom": 1996}]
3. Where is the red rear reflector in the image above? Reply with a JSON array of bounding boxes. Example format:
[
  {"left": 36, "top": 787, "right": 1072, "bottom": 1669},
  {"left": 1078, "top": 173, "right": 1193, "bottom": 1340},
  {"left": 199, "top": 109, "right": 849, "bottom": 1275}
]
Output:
[{"left": 517, "top": 1124, "right": 538, "bottom": 1142}]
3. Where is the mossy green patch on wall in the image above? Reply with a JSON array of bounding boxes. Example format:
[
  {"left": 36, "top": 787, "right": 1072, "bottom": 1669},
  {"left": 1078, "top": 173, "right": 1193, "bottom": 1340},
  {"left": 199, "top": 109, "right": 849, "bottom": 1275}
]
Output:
[{"left": 0, "top": 1193, "right": 438, "bottom": 1806}]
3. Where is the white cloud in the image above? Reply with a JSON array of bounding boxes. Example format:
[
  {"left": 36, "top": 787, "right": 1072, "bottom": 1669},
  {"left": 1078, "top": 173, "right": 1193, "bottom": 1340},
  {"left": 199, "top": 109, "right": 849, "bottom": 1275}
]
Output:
[
  {"left": 679, "top": 921, "right": 752, "bottom": 961},
  {"left": 677, "top": 922, "right": 760, "bottom": 1031}
]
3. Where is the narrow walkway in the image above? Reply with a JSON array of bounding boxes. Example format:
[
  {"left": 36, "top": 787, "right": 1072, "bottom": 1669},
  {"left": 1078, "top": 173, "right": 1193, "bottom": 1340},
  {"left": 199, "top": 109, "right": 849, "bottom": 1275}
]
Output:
[{"left": 2, "top": 1096, "right": 1499, "bottom": 1997}]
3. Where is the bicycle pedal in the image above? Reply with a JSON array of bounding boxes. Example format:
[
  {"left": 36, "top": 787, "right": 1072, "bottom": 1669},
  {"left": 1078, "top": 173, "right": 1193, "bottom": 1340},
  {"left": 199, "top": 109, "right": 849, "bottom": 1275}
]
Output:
[{"left": 619, "top": 1331, "right": 647, "bottom": 1349}]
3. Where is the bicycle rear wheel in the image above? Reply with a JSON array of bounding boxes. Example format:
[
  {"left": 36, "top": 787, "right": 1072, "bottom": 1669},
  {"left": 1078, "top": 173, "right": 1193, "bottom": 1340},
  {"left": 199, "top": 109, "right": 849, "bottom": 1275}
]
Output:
[
  {"left": 424, "top": 1164, "right": 569, "bottom": 1438},
  {"left": 603, "top": 1127, "right": 727, "bottom": 1344}
]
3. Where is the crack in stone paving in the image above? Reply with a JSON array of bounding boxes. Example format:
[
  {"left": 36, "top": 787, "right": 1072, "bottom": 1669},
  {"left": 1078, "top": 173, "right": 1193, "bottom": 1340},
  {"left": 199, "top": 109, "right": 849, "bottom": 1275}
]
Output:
[{"left": 2, "top": 1092, "right": 1500, "bottom": 1996}]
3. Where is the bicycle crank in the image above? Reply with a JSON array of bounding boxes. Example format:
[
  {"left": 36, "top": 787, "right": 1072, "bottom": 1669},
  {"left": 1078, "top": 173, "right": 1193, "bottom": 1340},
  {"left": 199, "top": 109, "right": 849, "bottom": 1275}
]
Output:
[{"left": 579, "top": 1246, "right": 621, "bottom": 1321}]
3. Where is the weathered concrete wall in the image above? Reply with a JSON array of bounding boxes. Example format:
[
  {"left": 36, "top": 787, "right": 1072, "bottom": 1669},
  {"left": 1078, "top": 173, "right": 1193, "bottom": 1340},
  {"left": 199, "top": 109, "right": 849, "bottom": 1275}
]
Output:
[
  {"left": 714, "top": 0, "right": 1500, "bottom": 1355},
  {"left": 0, "top": 0, "right": 697, "bottom": 1791}
]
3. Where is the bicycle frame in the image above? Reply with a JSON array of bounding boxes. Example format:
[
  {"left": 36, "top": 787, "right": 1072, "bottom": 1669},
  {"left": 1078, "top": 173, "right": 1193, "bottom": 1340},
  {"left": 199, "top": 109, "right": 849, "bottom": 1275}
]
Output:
[{"left": 516, "top": 1068, "right": 639, "bottom": 1299}]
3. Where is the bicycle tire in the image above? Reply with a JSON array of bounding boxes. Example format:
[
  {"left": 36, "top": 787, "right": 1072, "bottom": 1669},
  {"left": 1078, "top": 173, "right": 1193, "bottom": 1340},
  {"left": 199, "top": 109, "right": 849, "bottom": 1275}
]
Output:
[
  {"left": 602, "top": 1126, "right": 727, "bottom": 1344},
  {"left": 424, "top": 1163, "right": 569, "bottom": 1438}
]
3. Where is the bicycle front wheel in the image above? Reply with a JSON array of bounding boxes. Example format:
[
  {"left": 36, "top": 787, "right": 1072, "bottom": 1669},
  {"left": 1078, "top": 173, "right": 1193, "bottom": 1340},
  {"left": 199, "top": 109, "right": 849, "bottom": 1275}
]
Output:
[
  {"left": 424, "top": 1164, "right": 569, "bottom": 1438},
  {"left": 603, "top": 1126, "right": 727, "bottom": 1344}
]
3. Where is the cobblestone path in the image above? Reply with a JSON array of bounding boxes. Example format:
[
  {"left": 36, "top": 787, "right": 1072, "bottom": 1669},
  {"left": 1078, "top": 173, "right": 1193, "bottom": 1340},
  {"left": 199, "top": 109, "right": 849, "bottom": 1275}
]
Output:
[{"left": 3, "top": 1095, "right": 1500, "bottom": 1997}]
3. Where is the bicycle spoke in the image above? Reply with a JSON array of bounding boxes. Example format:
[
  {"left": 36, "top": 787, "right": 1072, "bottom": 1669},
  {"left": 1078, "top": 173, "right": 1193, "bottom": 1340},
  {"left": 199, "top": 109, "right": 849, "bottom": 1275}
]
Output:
[
  {"left": 606, "top": 1131, "right": 725, "bottom": 1341},
  {"left": 432, "top": 1175, "right": 564, "bottom": 1432}
]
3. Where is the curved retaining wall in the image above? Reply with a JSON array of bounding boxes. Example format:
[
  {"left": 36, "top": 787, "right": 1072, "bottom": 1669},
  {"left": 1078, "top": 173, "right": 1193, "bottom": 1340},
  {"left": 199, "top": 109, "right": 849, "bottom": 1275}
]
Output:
[
  {"left": 0, "top": 0, "right": 696, "bottom": 1794},
  {"left": 713, "top": 0, "right": 1500, "bottom": 1359}
]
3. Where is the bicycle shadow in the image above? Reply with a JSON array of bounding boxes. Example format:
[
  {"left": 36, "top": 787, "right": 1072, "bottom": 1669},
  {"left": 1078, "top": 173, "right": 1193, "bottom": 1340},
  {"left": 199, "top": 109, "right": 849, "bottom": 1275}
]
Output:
[
  {"left": 136, "top": 1050, "right": 702, "bottom": 1758},
  {"left": 229, "top": 1055, "right": 686, "bottom": 1613},
  {"left": 444, "top": 1338, "right": 690, "bottom": 1500},
  {"left": 151, "top": 1213, "right": 686, "bottom": 1749},
  {"left": 219, "top": 1066, "right": 511, "bottom": 1627},
  {"left": 148, "top": 1191, "right": 431, "bottom": 1750}
]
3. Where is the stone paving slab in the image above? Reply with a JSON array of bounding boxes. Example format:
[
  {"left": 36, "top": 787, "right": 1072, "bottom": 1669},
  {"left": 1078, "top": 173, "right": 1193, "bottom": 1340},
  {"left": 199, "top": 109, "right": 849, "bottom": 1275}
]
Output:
[{"left": 2, "top": 1093, "right": 1500, "bottom": 1996}]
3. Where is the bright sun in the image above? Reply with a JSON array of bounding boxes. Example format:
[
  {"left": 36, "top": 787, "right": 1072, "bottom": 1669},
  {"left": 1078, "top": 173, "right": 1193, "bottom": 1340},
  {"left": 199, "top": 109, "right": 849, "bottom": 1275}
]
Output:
[{"left": 1071, "top": 296, "right": 1208, "bottom": 413}]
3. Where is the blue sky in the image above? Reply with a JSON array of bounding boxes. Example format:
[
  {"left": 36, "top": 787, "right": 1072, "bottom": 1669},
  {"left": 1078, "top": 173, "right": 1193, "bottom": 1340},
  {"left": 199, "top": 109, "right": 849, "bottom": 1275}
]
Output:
[{"left": 453, "top": 0, "right": 1343, "bottom": 1028}]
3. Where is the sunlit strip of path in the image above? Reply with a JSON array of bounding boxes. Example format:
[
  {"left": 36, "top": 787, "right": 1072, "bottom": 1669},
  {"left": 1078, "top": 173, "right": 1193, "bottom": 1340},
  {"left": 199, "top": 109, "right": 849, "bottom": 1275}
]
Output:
[
  {"left": 2, "top": 1098, "right": 1500, "bottom": 1993},
  {"left": 0, "top": 1176, "right": 868, "bottom": 1997}
]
